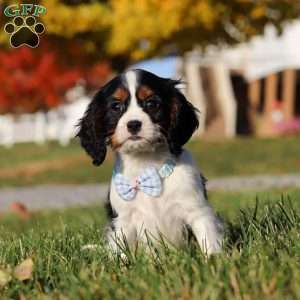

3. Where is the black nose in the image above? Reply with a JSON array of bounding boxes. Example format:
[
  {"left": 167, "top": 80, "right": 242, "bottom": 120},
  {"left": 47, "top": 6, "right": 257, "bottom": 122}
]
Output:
[{"left": 127, "top": 120, "right": 142, "bottom": 134}]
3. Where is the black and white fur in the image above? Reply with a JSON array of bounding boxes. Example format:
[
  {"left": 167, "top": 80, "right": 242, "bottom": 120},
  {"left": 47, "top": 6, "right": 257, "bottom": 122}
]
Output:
[{"left": 77, "top": 69, "right": 223, "bottom": 255}]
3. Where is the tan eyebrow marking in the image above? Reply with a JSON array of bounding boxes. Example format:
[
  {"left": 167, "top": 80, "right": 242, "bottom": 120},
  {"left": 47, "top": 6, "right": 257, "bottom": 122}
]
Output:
[
  {"left": 112, "top": 86, "right": 129, "bottom": 102},
  {"left": 137, "top": 85, "right": 154, "bottom": 100}
]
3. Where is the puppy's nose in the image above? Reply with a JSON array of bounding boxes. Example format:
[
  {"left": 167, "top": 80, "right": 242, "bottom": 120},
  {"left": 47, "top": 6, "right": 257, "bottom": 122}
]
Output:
[{"left": 127, "top": 120, "right": 142, "bottom": 134}]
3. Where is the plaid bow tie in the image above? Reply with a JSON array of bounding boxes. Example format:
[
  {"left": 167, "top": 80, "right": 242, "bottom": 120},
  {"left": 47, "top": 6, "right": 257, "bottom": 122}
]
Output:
[{"left": 114, "top": 167, "right": 162, "bottom": 201}]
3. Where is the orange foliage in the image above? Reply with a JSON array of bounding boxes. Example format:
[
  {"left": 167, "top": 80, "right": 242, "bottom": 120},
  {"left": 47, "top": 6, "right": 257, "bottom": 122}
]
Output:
[{"left": 0, "top": 45, "right": 112, "bottom": 113}]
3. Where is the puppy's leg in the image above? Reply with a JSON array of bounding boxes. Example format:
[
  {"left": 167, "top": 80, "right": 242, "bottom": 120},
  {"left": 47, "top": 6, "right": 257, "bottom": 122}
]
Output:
[
  {"left": 184, "top": 206, "right": 223, "bottom": 256},
  {"left": 106, "top": 216, "right": 136, "bottom": 255}
]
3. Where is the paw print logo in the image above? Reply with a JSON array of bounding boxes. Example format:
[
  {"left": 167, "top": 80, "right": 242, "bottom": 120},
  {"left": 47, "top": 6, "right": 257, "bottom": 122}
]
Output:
[{"left": 4, "top": 16, "right": 45, "bottom": 48}]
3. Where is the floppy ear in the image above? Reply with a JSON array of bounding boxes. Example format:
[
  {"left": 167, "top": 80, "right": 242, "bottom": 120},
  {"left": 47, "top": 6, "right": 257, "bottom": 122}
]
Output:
[
  {"left": 168, "top": 82, "right": 199, "bottom": 156},
  {"left": 77, "top": 90, "right": 107, "bottom": 166}
]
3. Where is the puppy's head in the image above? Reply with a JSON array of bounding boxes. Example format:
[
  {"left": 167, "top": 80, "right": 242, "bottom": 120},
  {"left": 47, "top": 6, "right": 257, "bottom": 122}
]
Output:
[{"left": 77, "top": 69, "right": 198, "bottom": 166}]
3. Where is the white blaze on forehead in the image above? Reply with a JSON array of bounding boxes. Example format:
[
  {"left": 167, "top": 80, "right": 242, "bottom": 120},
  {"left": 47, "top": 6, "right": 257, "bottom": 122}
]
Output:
[
  {"left": 125, "top": 70, "right": 138, "bottom": 108},
  {"left": 114, "top": 70, "right": 162, "bottom": 151}
]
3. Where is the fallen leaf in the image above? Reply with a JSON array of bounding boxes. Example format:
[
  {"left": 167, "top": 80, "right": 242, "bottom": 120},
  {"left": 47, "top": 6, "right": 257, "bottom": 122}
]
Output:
[
  {"left": 14, "top": 258, "right": 34, "bottom": 281},
  {"left": 0, "top": 268, "right": 12, "bottom": 288},
  {"left": 18, "top": 292, "right": 26, "bottom": 300},
  {"left": 10, "top": 202, "right": 30, "bottom": 220}
]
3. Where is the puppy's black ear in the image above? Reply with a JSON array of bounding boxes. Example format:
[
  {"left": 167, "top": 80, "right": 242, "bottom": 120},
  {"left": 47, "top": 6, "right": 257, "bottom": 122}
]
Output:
[
  {"left": 77, "top": 90, "right": 107, "bottom": 166},
  {"left": 168, "top": 81, "right": 199, "bottom": 156}
]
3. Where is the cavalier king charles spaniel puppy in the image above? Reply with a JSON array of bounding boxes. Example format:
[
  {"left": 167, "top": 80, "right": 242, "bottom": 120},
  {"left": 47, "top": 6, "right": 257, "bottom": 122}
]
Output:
[{"left": 77, "top": 69, "right": 223, "bottom": 255}]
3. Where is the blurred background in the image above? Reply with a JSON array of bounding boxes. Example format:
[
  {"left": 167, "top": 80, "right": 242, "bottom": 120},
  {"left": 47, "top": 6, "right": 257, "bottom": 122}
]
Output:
[{"left": 0, "top": 0, "right": 299, "bottom": 217}]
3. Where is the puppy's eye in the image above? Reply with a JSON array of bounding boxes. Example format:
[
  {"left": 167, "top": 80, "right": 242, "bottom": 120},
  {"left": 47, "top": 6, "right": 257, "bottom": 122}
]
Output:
[
  {"left": 110, "top": 101, "right": 124, "bottom": 112},
  {"left": 145, "top": 97, "right": 161, "bottom": 111}
]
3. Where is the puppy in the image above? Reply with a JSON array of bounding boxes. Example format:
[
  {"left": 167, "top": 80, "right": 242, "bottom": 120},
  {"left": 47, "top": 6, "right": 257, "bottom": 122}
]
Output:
[{"left": 77, "top": 69, "right": 223, "bottom": 255}]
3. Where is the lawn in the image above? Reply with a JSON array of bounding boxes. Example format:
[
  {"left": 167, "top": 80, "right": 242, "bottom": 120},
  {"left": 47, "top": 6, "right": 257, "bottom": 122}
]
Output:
[
  {"left": 0, "top": 190, "right": 299, "bottom": 299},
  {"left": 0, "top": 137, "right": 299, "bottom": 299},
  {"left": 0, "top": 135, "right": 299, "bottom": 187}
]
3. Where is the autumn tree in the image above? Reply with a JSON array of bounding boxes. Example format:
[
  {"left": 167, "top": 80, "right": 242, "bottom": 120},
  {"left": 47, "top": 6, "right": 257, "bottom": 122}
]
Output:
[{"left": 1, "top": 0, "right": 300, "bottom": 64}]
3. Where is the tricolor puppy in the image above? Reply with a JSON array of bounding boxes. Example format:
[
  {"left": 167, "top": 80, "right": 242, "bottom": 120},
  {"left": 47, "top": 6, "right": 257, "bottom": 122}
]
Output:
[{"left": 77, "top": 69, "right": 223, "bottom": 255}]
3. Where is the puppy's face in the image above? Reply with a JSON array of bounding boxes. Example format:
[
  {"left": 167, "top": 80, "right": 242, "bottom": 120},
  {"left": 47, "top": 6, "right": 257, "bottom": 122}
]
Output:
[
  {"left": 77, "top": 69, "right": 199, "bottom": 166},
  {"left": 110, "top": 70, "right": 171, "bottom": 153}
]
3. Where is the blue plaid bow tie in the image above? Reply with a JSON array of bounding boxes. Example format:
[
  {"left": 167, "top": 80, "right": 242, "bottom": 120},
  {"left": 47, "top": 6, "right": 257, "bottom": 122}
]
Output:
[{"left": 114, "top": 167, "right": 162, "bottom": 201}]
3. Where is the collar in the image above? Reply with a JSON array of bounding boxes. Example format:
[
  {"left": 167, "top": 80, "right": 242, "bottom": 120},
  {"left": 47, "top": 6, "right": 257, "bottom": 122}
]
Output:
[{"left": 112, "top": 158, "right": 176, "bottom": 179}]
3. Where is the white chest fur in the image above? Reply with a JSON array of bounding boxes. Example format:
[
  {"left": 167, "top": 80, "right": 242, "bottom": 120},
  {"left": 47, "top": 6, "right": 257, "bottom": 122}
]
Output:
[{"left": 108, "top": 149, "right": 222, "bottom": 252}]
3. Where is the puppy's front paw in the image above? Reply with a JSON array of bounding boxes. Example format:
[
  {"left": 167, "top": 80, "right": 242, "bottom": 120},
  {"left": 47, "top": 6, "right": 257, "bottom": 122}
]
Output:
[{"left": 193, "top": 217, "right": 224, "bottom": 256}]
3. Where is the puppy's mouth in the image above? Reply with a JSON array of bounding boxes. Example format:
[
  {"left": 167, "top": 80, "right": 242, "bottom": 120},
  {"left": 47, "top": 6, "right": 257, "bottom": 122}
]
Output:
[
  {"left": 111, "top": 134, "right": 165, "bottom": 151},
  {"left": 128, "top": 135, "right": 143, "bottom": 141},
  {"left": 113, "top": 135, "right": 144, "bottom": 148}
]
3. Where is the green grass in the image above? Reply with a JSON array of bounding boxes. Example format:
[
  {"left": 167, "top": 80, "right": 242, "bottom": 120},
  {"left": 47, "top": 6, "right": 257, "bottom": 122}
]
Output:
[
  {"left": 189, "top": 136, "right": 300, "bottom": 177},
  {"left": 0, "top": 135, "right": 299, "bottom": 187},
  {"left": 0, "top": 190, "right": 299, "bottom": 299}
]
